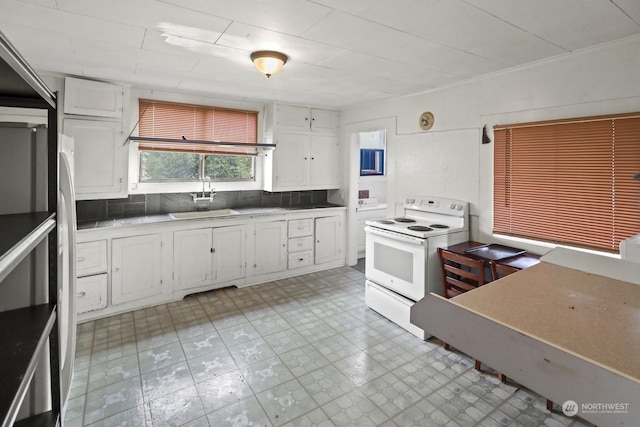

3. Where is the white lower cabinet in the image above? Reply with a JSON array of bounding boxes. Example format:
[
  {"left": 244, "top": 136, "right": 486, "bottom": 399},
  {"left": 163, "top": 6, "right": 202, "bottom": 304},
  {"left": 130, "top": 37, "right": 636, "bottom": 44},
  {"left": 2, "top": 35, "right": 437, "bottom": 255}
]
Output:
[
  {"left": 76, "top": 240, "right": 108, "bottom": 314},
  {"left": 287, "top": 218, "right": 314, "bottom": 269},
  {"left": 174, "top": 228, "right": 212, "bottom": 291},
  {"left": 77, "top": 208, "right": 345, "bottom": 320},
  {"left": 174, "top": 225, "right": 246, "bottom": 291},
  {"left": 214, "top": 225, "right": 247, "bottom": 283},
  {"left": 77, "top": 274, "right": 108, "bottom": 313},
  {"left": 254, "top": 220, "right": 287, "bottom": 275},
  {"left": 111, "top": 233, "right": 162, "bottom": 305},
  {"left": 315, "top": 216, "right": 344, "bottom": 265}
]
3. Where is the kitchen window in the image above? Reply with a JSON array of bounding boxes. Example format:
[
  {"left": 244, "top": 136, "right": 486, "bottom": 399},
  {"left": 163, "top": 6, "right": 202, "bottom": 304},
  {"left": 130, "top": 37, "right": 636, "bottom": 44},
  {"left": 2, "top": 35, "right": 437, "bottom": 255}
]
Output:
[
  {"left": 136, "top": 100, "right": 258, "bottom": 182},
  {"left": 493, "top": 112, "right": 640, "bottom": 253}
]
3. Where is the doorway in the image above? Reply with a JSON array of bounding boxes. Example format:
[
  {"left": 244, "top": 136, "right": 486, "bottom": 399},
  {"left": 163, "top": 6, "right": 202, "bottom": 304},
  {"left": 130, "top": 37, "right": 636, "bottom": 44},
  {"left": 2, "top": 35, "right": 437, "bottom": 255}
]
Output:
[{"left": 344, "top": 117, "right": 396, "bottom": 266}]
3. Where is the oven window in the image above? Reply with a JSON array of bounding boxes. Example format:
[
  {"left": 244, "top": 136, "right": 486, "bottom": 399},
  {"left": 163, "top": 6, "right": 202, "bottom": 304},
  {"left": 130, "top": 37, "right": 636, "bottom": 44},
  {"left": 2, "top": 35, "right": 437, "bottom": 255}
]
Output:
[{"left": 373, "top": 243, "right": 413, "bottom": 283}]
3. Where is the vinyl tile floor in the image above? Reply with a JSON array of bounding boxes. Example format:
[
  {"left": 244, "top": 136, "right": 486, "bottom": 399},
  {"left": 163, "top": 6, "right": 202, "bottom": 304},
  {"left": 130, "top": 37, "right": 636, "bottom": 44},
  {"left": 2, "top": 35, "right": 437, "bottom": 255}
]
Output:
[{"left": 64, "top": 267, "right": 593, "bottom": 427}]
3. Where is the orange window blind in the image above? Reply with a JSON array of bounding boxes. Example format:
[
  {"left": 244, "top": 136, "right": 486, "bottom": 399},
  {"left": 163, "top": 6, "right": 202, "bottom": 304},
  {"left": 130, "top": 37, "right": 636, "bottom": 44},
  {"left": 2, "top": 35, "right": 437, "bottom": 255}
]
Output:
[
  {"left": 137, "top": 99, "right": 259, "bottom": 155},
  {"left": 493, "top": 113, "right": 640, "bottom": 253}
]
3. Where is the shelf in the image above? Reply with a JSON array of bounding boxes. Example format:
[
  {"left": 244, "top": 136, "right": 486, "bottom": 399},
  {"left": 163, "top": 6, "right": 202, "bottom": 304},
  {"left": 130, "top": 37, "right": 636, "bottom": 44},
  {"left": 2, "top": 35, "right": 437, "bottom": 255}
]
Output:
[
  {"left": 0, "top": 212, "right": 56, "bottom": 283},
  {"left": 0, "top": 304, "right": 56, "bottom": 427},
  {"left": 14, "top": 410, "right": 59, "bottom": 427}
]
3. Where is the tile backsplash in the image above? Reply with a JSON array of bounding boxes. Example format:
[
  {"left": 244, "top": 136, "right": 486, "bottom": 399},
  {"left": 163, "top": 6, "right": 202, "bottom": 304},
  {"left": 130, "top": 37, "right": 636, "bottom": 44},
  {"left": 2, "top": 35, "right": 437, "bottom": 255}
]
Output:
[{"left": 76, "top": 190, "right": 329, "bottom": 222}]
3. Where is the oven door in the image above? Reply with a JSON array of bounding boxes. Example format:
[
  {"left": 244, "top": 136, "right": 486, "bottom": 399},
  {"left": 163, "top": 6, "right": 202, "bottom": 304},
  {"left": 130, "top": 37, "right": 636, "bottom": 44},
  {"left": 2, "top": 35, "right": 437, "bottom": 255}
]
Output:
[{"left": 364, "top": 226, "right": 427, "bottom": 301}]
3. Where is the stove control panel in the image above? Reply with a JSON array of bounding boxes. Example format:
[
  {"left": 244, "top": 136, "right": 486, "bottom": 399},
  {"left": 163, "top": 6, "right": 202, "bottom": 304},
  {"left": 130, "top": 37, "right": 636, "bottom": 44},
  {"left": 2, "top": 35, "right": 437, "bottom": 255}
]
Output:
[{"left": 403, "top": 196, "right": 468, "bottom": 217}]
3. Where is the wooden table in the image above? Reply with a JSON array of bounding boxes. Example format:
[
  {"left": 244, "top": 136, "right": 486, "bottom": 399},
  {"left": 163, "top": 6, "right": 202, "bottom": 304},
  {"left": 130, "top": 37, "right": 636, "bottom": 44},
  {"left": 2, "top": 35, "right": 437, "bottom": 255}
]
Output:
[
  {"left": 444, "top": 241, "right": 541, "bottom": 271},
  {"left": 411, "top": 251, "right": 640, "bottom": 426}
]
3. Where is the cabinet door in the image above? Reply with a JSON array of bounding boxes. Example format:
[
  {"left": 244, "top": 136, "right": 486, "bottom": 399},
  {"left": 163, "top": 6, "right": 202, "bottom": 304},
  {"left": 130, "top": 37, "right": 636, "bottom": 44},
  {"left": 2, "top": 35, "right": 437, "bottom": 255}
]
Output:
[
  {"left": 174, "top": 228, "right": 213, "bottom": 290},
  {"left": 112, "top": 234, "right": 162, "bottom": 305},
  {"left": 274, "top": 133, "right": 309, "bottom": 189},
  {"left": 63, "top": 118, "right": 127, "bottom": 199},
  {"left": 64, "top": 77, "right": 123, "bottom": 118},
  {"left": 309, "top": 135, "right": 340, "bottom": 188},
  {"left": 213, "top": 225, "right": 246, "bottom": 283},
  {"left": 311, "top": 109, "right": 338, "bottom": 133},
  {"left": 315, "top": 216, "right": 344, "bottom": 265},
  {"left": 276, "top": 104, "right": 310, "bottom": 131},
  {"left": 77, "top": 274, "right": 107, "bottom": 313},
  {"left": 76, "top": 240, "right": 107, "bottom": 277},
  {"left": 254, "top": 221, "right": 287, "bottom": 275}
]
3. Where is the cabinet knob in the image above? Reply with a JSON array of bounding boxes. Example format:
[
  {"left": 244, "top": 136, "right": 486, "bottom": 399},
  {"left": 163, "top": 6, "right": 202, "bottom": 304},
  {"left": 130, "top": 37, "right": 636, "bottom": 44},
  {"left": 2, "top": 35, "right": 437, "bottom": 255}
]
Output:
[
  {"left": 211, "top": 248, "right": 215, "bottom": 253},
  {"left": 298, "top": 258, "right": 304, "bottom": 261},
  {"left": 77, "top": 256, "right": 86, "bottom": 263},
  {"left": 77, "top": 291, "right": 86, "bottom": 298}
]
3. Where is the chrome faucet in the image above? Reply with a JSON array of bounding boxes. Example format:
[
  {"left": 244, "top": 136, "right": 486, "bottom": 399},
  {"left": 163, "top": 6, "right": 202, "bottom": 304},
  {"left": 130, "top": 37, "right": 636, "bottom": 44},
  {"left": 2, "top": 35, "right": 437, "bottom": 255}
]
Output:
[
  {"left": 191, "top": 177, "right": 216, "bottom": 203},
  {"left": 202, "top": 176, "right": 211, "bottom": 197}
]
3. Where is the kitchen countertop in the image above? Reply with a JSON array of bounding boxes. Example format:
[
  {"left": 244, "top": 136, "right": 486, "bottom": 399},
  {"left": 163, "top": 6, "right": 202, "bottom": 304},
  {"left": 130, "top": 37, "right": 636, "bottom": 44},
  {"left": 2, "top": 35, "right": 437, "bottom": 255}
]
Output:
[{"left": 77, "top": 204, "right": 345, "bottom": 230}]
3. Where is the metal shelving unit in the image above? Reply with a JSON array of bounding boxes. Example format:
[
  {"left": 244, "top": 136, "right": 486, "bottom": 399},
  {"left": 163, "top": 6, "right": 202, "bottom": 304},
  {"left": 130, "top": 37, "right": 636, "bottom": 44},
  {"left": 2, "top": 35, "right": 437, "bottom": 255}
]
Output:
[{"left": 0, "top": 30, "right": 61, "bottom": 427}]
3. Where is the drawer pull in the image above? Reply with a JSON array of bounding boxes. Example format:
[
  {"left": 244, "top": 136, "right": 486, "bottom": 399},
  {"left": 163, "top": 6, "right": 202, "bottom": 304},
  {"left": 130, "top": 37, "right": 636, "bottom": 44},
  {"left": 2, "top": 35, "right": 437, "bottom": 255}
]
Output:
[
  {"left": 77, "top": 291, "right": 86, "bottom": 298},
  {"left": 298, "top": 225, "right": 304, "bottom": 229},
  {"left": 297, "top": 242, "right": 303, "bottom": 246},
  {"left": 77, "top": 256, "right": 86, "bottom": 262},
  {"left": 298, "top": 258, "right": 304, "bottom": 261}
]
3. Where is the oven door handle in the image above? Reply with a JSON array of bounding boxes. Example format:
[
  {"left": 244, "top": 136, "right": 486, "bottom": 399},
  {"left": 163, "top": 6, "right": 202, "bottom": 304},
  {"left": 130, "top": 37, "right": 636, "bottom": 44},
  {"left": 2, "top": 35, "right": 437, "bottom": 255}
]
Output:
[{"left": 364, "top": 226, "right": 426, "bottom": 245}]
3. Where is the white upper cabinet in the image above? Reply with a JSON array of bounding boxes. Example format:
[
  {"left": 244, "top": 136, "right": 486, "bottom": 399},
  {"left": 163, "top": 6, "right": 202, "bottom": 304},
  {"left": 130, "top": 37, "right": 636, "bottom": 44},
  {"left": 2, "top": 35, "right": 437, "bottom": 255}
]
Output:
[
  {"left": 309, "top": 134, "right": 340, "bottom": 187},
  {"left": 64, "top": 77, "right": 124, "bottom": 118},
  {"left": 264, "top": 103, "right": 340, "bottom": 191},
  {"left": 63, "top": 118, "right": 127, "bottom": 199},
  {"left": 273, "top": 104, "right": 338, "bottom": 134},
  {"left": 275, "top": 104, "right": 311, "bottom": 132},
  {"left": 63, "top": 77, "right": 129, "bottom": 200},
  {"left": 310, "top": 109, "right": 339, "bottom": 133}
]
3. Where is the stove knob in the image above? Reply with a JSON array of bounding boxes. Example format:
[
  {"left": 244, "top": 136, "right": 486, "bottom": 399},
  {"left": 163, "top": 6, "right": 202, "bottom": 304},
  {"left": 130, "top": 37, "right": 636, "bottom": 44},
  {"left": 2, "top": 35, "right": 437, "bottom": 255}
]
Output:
[
  {"left": 457, "top": 205, "right": 463, "bottom": 210},
  {"left": 450, "top": 203, "right": 456, "bottom": 209}
]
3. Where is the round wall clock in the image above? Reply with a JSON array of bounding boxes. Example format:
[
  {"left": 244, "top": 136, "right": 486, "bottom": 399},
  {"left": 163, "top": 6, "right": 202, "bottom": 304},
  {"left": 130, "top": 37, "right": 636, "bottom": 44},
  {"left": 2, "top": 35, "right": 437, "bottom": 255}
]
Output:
[{"left": 419, "top": 111, "right": 435, "bottom": 131}]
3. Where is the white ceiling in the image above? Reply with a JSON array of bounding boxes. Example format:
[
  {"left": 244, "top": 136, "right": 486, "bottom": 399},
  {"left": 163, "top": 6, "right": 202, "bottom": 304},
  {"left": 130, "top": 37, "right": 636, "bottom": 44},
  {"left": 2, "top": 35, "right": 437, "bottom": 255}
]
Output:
[{"left": 1, "top": 0, "right": 639, "bottom": 109}]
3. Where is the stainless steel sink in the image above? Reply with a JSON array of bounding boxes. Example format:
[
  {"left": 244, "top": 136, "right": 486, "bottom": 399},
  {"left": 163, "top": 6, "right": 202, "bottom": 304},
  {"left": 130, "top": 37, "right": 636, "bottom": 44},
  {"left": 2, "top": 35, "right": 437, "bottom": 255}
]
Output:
[{"left": 169, "top": 209, "right": 237, "bottom": 219}]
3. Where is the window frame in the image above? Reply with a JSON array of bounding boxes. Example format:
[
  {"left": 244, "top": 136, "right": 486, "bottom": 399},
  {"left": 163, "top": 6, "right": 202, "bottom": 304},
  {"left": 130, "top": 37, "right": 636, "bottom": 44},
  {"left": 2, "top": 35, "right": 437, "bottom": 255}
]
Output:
[{"left": 128, "top": 95, "right": 265, "bottom": 194}]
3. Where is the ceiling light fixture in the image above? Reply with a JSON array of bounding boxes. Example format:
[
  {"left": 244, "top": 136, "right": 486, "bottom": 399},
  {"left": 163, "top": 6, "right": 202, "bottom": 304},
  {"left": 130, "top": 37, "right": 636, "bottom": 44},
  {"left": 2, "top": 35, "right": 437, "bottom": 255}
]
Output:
[{"left": 250, "top": 50, "right": 288, "bottom": 78}]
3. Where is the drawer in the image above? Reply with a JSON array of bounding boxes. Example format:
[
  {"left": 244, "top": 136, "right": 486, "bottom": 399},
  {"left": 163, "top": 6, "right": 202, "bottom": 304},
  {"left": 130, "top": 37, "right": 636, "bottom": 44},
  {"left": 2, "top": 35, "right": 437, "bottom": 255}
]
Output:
[
  {"left": 288, "top": 219, "right": 313, "bottom": 238},
  {"left": 288, "top": 236, "right": 313, "bottom": 253},
  {"left": 77, "top": 274, "right": 108, "bottom": 314},
  {"left": 77, "top": 240, "right": 108, "bottom": 277},
  {"left": 288, "top": 251, "right": 313, "bottom": 269}
]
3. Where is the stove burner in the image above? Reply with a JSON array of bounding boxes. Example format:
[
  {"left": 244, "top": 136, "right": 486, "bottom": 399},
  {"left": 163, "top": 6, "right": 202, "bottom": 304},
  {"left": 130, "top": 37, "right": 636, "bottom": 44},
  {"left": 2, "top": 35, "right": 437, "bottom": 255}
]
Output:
[
  {"left": 429, "top": 224, "right": 450, "bottom": 229},
  {"left": 407, "top": 225, "right": 433, "bottom": 232},
  {"left": 376, "top": 220, "right": 395, "bottom": 224},
  {"left": 394, "top": 217, "right": 416, "bottom": 223}
]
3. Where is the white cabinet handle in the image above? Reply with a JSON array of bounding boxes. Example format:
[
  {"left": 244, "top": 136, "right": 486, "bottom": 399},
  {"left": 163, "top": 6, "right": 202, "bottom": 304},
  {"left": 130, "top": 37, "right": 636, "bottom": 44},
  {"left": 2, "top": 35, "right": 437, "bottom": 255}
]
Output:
[
  {"left": 77, "top": 291, "right": 86, "bottom": 298},
  {"left": 77, "top": 256, "right": 86, "bottom": 262},
  {"left": 297, "top": 242, "right": 303, "bottom": 246}
]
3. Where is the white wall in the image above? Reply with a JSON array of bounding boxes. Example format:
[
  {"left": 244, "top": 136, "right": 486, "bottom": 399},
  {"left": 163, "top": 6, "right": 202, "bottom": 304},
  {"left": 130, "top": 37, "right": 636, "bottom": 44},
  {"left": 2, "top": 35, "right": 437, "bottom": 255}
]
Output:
[{"left": 340, "top": 35, "right": 640, "bottom": 254}]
